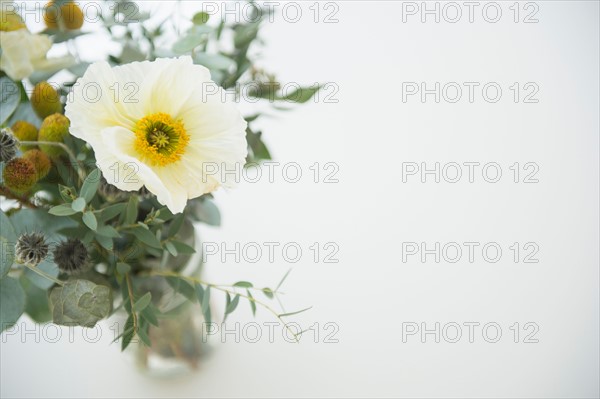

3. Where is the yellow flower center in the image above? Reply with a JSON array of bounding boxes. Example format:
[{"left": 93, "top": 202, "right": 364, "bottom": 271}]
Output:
[{"left": 133, "top": 113, "right": 189, "bottom": 167}]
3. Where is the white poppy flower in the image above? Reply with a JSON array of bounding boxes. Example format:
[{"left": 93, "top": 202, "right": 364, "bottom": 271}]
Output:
[
  {"left": 65, "top": 57, "right": 248, "bottom": 213},
  {"left": 0, "top": 29, "right": 75, "bottom": 81}
]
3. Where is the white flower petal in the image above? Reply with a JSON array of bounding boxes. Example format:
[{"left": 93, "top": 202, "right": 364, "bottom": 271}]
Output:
[{"left": 67, "top": 57, "right": 248, "bottom": 214}]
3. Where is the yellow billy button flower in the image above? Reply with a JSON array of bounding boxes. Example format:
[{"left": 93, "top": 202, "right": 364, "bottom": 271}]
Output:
[
  {"left": 23, "top": 149, "right": 52, "bottom": 180},
  {"left": 44, "top": 1, "right": 84, "bottom": 30},
  {"left": 0, "top": 10, "right": 26, "bottom": 32},
  {"left": 65, "top": 57, "right": 248, "bottom": 214},
  {"left": 11, "top": 121, "right": 39, "bottom": 151},
  {"left": 38, "top": 113, "right": 70, "bottom": 158},
  {"left": 31, "top": 82, "right": 62, "bottom": 119},
  {"left": 3, "top": 158, "right": 38, "bottom": 193}
]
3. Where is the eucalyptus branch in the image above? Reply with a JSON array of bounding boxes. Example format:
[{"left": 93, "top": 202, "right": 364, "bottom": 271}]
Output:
[{"left": 141, "top": 270, "right": 303, "bottom": 342}]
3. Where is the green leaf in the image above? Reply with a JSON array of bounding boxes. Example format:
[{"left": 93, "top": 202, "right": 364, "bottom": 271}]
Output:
[
  {"left": 130, "top": 226, "right": 162, "bottom": 249},
  {"left": 166, "top": 276, "right": 197, "bottom": 302},
  {"left": 280, "top": 86, "right": 321, "bottom": 104},
  {"left": 99, "top": 203, "right": 127, "bottom": 222},
  {"left": 141, "top": 305, "right": 159, "bottom": 327},
  {"left": 71, "top": 197, "right": 86, "bottom": 212},
  {"left": 233, "top": 281, "right": 253, "bottom": 288},
  {"left": 121, "top": 315, "right": 134, "bottom": 351},
  {"left": 192, "top": 11, "right": 210, "bottom": 24},
  {"left": 172, "top": 25, "right": 211, "bottom": 54},
  {"left": 195, "top": 283, "right": 204, "bottom": 304},
  {"left": 0, "top": 277, "right": 26, "bottom": 331},
  {"left": 0, "top": 77, "right": 20, "bottom": 124},
  {"left": 246, "top": 128, "right": 272, "bottom": 161},
  {"left": 80, "top": 169, "right": 101, "bottom": 203},
  {"left": 247, "top": 289, "right": 256, "bottom": 316},
  {"left": 168, "top": 213, "right": 185, "bottom": 237},
  {"left": 49, "top": 280, "right": 112, "bottom": 327},
  {"left": 95, "top": 234, "right": 113, "bottom": 250},
  {"left": 124, "top": 196, "right": 139, "bottom": 225},
  {"left": 225, "top": 293, "right": 240, "bottom": 317},
  {"left": 279, "top": 306, "right": 313, "bottom": 318},
  {"left": 133, "top": 292, "right": 152, "bottom": 312},
  {"left": 82, "top": 211, "right": 97, "bottom": 231},
  {"left": 20, "top": 276, "right": 51, "bottom": 323},
  {"left": 137, "top": 323, "right": 151, "bottom": 347},
  {"left": 165, "top": 241, "right": 178, "bottom": 257},
  {"left": 199, "top": 285, "right": 211, "bottom": 324},
  {"left": 23, "top": 259, "right": 58, "bottom": 290},
  {"left": 95, "top": 225, "right": 120, "bottom": 238},
  {"left": 262, "top": 287, "right": 274, "bottom": 299},
  {"left": 116, "top": 262, "right": 131, "bottom": 274},
  {"left": 190, "top": 198, "right": 220, "bottom": 226},
  {"left": 170, "top": 240, "right": 196, "bottom": 254},
  {"left": 234, "top": 23, "right": 259, "bottom": 48},
  {"left": 48, "top": 204, "right": 77, "bottom": 216},
  {"left": 0, "top": 210, "right": 17, "bottom": 278},
  {"left": 281, "top": 85, "right": 321, "bottom": 103},
  {"left": 193, "top": 52, "right": 235, "bottom": 71}
]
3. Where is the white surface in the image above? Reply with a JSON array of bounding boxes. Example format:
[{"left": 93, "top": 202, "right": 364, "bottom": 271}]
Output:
[{"left": 1, "top": 1, "right": 599, "bottom": 398}]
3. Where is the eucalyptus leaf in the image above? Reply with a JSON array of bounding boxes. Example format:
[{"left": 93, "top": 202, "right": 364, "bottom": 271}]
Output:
[
  {"left": 72, "top": 197, "right": 86, "bottom": 212},
  {"left": 49, "top": 279, "right": 112, "bottom": 327},
  {"left": 80, "top": 169, "right": 101, "bottom": 203},
  {"left": 20, "top": 276, "right": 51, "bottom": 323},
  {"left": 0, "top": 77, "right": 20, "bottom": 124},
  {"left": 170, "top": 240, "right": 195, "bottom": 254},
  {"left": 124, "top": 196, "right": 138, "bottom": 225},
  {"left": 190, "top": 198, "right": 220, "bottom": 226},
  {"left": 99, "top": 203, "right": 127, "bottom": 222},
  {"left": 0, "top": 210, "right": 17, "bottom": 278},
  {"left": 133, "top": 292, "right": 152, "bottom": 311},
  {"left": 130, "top": 226, "right": 162, "bottom": 249},
  {"left": 82, "top": 211, "right": 98, "bottom": 231},
  {"left": 23, "top": 259, "right": 59, "bottom": 290},
  {"left": 193, "top": 52, "right": 235, "bottom": 71},
  {"left": 281, "top": 85, "right": 321, "bottom": 103},
  {"left": 0, "top": 277, "right": 26, "bottom": 331},
  {"left": 49, "top": 204, "right": 78, "bottom": 216},
  {"left": 192, "top": 11, "right": 210, "bottom": 24}
]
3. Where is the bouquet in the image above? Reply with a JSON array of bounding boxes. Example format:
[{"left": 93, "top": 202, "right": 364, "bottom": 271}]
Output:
[{"left": 0, "top": 0, "right": 317, "bottom": 370}]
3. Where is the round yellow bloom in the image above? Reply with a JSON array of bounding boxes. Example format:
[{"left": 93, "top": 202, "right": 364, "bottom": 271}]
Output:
[
  {"left": 0, "top": 10, "right": 26, "bottom": 32},
  {"left": 38, "top": 113, "right": 70, "bottom": 158},
  {"left": 3, "top": 158, "right": 37, "bottom": 193},
  {"left": 23, "top": 149, "right": 52, "bottom": 180},
  {"left": 31, "top": 82, "right": 62, "bottom": 119},
  {"left": 65, "top": 57, "right": 248, "bottom": 213},
  {"left": 44, "top": 1, "right": 84, "bottom": 30},
  {"left": 11, "top": 121, "right": 38, "bottom": 151}
]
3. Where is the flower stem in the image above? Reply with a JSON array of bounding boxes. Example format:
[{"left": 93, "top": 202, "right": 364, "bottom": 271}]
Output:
[
  {"left": 125, "top": 273, "right": 138, "bottom": 334},
  {"left": 22, "top": 263, "right": 64, "bottom": 286}
]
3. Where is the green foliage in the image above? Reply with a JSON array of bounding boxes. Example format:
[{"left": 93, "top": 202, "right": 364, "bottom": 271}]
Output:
[
  {"left": 0, "top": 78, "right": 20, "bottom": 125},
  {"left": 0, "top": 1, "right": 314, "bottom": 354},
  {"left": 0, "top": 210, "right": 17, "bottom": 278},
  {"left": 0, "top": 277, "right": 25, "bottom": 331},
  {"left": 49, "top": 280, "right": 112, "bottom": 327}
]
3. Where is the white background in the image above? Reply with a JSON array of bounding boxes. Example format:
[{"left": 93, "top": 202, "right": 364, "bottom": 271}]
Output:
[{"left": 1, "top": 1, "right": 599, "bottom": 398}]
